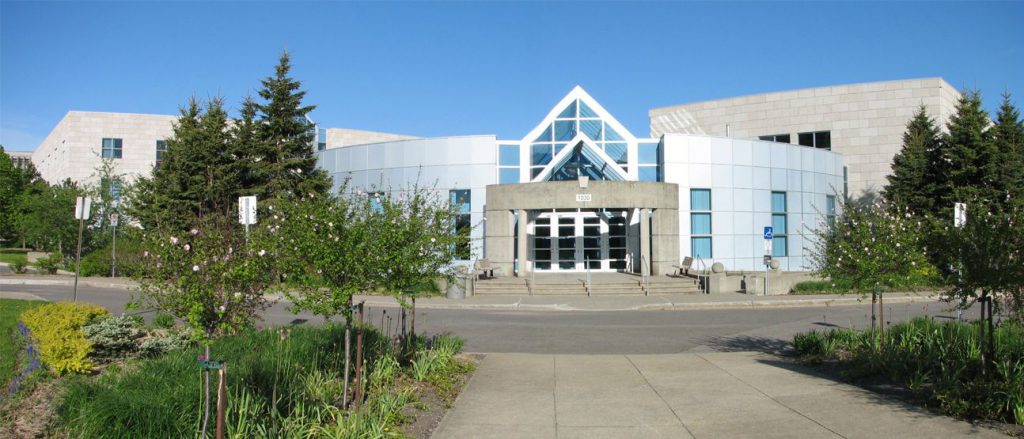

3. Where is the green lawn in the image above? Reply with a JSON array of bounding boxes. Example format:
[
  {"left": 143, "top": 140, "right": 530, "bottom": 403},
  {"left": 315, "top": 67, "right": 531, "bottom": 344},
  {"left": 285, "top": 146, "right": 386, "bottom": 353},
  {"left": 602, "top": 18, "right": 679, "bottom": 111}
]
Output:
[
  {"left": 0, "top": 249, "right": 28, "bottom": 265},
  {"left": 0, "top": 299, "right": 45, "bottom": 387}
]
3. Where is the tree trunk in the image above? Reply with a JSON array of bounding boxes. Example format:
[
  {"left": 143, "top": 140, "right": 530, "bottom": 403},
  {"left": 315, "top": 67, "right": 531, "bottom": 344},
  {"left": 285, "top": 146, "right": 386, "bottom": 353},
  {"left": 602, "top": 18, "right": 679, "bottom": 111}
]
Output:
[
  {"left": 202, "top": 344, "right": 211, "bottom": 438},
  {"left": 343, "top": 323, "right": 351, "bottom": 409}
]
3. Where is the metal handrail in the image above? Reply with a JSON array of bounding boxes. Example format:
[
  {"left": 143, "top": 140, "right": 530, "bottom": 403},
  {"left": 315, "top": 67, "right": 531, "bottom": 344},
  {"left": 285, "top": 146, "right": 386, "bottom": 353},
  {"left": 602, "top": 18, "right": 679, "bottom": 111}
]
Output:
[
  {"left": 694, "top": 256, "right": 709, "bottom": 294},
  {"left": 585, "top": 258, "right": 592, "bottom": 297},
  {"left": 640, "top": 254, "right": 650, "bottom": 296}
]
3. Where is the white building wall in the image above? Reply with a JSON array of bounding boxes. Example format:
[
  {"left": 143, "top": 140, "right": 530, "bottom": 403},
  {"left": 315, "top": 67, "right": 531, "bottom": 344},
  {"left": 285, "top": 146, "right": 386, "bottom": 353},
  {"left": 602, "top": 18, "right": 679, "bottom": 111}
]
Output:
[
  {"left": 663, "top": 134, "right": 843, "bottom": 272},
  {"left": 317, "top": 135, "right": 499, "bottom": 261},
  {"left": 650, "top": 78, "right": 960, "bottom": 197}
]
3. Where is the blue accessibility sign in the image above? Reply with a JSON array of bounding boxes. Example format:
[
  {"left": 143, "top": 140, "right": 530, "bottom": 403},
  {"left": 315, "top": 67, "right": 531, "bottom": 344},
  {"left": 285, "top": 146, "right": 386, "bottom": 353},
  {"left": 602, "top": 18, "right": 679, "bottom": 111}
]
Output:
[{"left": 764, "top": 226, "right": 773, "bottom": 240}]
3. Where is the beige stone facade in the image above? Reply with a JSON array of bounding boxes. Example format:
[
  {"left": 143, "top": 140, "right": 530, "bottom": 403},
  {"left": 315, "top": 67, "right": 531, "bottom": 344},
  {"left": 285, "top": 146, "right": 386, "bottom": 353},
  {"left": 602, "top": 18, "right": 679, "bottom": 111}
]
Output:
[
  {"left": 649, "top": 78, "right": 961, "bottom": 197},
  {"left": 31, "top": 111, "right": 177, "bottom": 186},
  {"left": 8, "top": 151, "right": 33, "bottom": 170}
]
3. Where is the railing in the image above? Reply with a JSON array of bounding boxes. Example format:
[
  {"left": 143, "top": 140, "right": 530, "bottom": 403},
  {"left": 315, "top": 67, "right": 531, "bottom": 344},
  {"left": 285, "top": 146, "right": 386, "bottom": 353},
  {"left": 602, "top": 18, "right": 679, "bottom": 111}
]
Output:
[
  {"left": 585, "top": 258, "right": 592, "bottom": 297},
  {"left": 527, "top": 265, "right": 534, "bottom": 296},
  {"left": 694, "top": 256, "right": 709, "bottom": 294},
  {"left": 640, "top": 254, "right": 650, "bottom": 296}
]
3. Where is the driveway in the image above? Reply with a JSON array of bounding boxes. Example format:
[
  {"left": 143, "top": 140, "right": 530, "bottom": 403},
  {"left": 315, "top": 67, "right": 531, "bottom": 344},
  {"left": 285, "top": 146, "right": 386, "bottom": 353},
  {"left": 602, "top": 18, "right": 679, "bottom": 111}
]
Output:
[{"left": 433, "top": 352, "right": 1006, "bottom": 438}]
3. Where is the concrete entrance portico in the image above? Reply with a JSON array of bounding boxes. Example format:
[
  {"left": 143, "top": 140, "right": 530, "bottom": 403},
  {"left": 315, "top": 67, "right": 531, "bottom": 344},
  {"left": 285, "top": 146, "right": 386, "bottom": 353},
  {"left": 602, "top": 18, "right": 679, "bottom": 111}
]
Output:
[{"left": 484, "top": 180, "right": 679, "bottom": 277}]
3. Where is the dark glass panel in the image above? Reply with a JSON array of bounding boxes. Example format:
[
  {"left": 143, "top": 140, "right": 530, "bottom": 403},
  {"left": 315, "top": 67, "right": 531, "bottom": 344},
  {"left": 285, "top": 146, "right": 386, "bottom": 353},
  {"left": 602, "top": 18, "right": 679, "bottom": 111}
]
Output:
[{"left": 609, "top": 237, "right": 627, "bottom": 247}]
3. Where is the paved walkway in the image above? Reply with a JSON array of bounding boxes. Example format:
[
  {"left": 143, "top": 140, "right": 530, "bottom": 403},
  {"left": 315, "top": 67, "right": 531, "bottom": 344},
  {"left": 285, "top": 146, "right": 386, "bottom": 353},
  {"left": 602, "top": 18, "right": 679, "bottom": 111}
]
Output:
[{"left": 433, "top": 352, "right": 1006, "bottom": 438}]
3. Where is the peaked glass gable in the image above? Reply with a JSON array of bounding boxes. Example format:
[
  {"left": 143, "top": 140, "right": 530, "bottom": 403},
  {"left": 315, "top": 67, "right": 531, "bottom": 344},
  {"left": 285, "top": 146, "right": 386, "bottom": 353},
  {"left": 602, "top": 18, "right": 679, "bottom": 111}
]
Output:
[
  {"left": 547, "top": 141, "right": 626, "bottom": 181},
  {"left": 529, "top": 98, "right": 634, "bottom": 171}
]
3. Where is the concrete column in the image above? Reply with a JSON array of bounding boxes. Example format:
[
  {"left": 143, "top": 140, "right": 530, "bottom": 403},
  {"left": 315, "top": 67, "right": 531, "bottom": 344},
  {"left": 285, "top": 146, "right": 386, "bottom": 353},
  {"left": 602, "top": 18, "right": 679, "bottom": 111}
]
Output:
[
  {"left": 650, "top": 208, "right": 680, "bottom": 276},
  {"left": 516, "top": 208, "right": 529, "bottom": 277},
  {"left": 639, "top": 208, "right": 650, "bottom": 277},
  {"left": 484, "top": 208, "right": 516, "bottom": 276}
]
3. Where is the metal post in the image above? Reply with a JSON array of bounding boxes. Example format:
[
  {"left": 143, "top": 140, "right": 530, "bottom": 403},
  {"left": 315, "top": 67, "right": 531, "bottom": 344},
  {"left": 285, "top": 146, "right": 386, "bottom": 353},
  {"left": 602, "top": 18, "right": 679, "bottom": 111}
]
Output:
[
  {"left": 73, "top": 217, "right": 84, "bottom": 302},
  {"left": 111, "top": 218, "right": 117, "bottom": 277},
  {"left": 764, "top": 262, "right": 769, "bottom": 296}
]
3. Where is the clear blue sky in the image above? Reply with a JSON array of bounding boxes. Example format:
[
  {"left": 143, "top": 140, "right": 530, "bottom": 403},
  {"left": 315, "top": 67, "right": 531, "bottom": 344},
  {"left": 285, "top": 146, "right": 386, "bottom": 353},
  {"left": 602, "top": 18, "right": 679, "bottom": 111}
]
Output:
[{"left": 2, "top": 1, "right": 1022, "bottom": 151}]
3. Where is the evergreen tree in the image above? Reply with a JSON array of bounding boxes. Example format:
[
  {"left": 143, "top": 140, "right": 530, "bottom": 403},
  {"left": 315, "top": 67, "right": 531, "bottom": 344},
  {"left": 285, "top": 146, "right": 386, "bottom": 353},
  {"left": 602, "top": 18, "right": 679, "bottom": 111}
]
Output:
[
  {"left": 990, "top": 92, "right": 1024, "bottom": 202},
  {"left": 128, "top": 98, "right": 237, "bottom": 230},
  {"left": 883, "top": 106, "right": 940, "bottom": 216},
  {"left": 939, "top": 90, "right": 999, "bottom": 211},
  {"left": 229, "top": 96, "right": 263, "bottom": 196},
  {"left": 253, "top": 51, "right": 331, "bottom": 202}
]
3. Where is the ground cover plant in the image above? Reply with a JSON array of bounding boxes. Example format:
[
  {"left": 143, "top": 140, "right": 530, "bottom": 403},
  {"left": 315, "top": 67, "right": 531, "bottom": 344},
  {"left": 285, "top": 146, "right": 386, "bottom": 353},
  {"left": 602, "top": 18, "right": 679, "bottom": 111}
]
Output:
[
  {"left": 0, "top": 249, "right": 27, "bottom": 265},
  {"left": 56, "top": 324, "right": 473, "bottom": 438},
  {"left": 0, "top": 299, "right": 45, "bottom": 392},
  {"left": 20, "top": 302, "right": 109, "bottom": 376},
  {"left": 793, "top": 317, "right": 1024, "bottom": 425}
]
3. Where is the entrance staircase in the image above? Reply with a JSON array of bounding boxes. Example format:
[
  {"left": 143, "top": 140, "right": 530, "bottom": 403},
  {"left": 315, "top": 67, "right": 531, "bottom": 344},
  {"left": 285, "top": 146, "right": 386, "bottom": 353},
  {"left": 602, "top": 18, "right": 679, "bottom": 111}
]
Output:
[{"left": 474, "top": 272, "right": 703, "bottom": 296}]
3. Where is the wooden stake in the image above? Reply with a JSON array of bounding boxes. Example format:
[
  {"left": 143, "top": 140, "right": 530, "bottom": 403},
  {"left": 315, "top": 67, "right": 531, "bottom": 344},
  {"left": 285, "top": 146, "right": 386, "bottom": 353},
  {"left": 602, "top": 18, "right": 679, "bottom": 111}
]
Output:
[
  {"left": 354, "top": 302, "right": 365, "bottom": 408},
  {"left": 215, "top": 364, "right": 227, "bottom": 439}
]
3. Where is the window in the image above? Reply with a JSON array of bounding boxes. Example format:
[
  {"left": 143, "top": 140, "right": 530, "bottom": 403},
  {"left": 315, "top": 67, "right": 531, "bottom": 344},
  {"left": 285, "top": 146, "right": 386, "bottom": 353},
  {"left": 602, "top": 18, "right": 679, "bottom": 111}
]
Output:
[
  {"left": 497, "top": 143, "right": 520, "bottom": 184},
  {"left": 102, "top": 138, "right": 123, "bottom": 159},
  {"left": 155, "top": 140, "right": 168, "bottom": 165},
  {"left": 450, "top": 190, "right": 471, "bottom": 260},
  {"left": 758, "top": 134, "right": 791, "bottom": 143},
  {"left": 317, "top": 128, "right": 327, "bottom": 151},
  {"left": 826, "top": 195, "right": 836, "bottom": 227},
  {"left": 690, "top": 189, "right": 712, "bottom": 258},
  {"left": 771, "top": 191, "right": 787, "bottom": 257},
  {"left": 638, "top": 141, "right": 661, "bottom": 182},
  {"left": 798, "top": 131, "right": 831, "bottom": 150}
]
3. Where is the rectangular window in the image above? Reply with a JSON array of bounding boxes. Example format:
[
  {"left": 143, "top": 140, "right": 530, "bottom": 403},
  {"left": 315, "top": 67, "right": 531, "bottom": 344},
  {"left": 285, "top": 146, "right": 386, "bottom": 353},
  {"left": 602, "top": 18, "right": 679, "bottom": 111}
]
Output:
[
  {"left": 155, "top": 140, "right": 168, "bottom": 164},
  {"left": 638, "top": 166, "right": 659, "bottom": 182},
  {"left": 758, "top": 134, "right": 791, "bottom": 143},
  {"left": 102, "top": 138, "right": 123, "bottom": 159},
  {"left": 499, "top": 168, "right": 519, "bottom": 184},
  {"left": 826, "top": 195, "right": 836, "bottom": 227},
  {"left": 638, "top": 142, "right": 659, "bottom": 164},
  {"left": 798, "top": 131, "right": 831, "bottom": 150},
  {"left": 771, "top": 191, "right": 787, "bottom": 257},
  {"left": 317, "top": 128, "right": 327, "bottom": 151},
  {"left": 449, "top": 190, "right": 471, "bottom": 260},
  {"left": 690, "top": 189, "right": 712, "bottom": 258},
  {"left": 499, "top": 144, "right": 519, "bottom": 166}
]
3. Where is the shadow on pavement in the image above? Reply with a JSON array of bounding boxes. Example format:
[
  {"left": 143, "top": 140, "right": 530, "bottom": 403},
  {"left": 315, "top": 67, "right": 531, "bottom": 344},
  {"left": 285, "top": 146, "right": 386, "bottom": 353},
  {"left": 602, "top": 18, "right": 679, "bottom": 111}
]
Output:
[{"left": 699, "top": 335, "right": 793, "bottom": 355}]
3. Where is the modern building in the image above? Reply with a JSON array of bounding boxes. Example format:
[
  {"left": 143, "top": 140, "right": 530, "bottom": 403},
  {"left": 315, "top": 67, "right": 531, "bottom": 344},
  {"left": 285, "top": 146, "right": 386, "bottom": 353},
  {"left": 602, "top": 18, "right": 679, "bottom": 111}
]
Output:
[
  {"left": 30, "top": 78, "right": 963, "bottom": 274},
  {"left": 7, "top": 151, "right": 33, "bottom": 170},
  {"left": 318, "top": 87, "right": 844, "bottom": 274},
  {"left": 650, "top": 78, "right": 960, "bottom": 197}
]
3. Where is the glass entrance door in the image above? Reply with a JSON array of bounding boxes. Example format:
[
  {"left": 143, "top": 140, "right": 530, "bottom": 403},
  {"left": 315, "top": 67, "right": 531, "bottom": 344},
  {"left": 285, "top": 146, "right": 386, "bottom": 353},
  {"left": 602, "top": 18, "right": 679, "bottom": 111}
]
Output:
[{"left": 530, "top": 209, "right": 627, "bottom": 272}]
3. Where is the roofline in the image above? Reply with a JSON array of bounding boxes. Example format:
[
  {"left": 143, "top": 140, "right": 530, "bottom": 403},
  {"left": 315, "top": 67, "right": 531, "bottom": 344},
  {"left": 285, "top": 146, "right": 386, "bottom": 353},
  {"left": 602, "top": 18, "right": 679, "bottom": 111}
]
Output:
[{"left": 649, "top": 77, "right": 955, "bottom": 114}]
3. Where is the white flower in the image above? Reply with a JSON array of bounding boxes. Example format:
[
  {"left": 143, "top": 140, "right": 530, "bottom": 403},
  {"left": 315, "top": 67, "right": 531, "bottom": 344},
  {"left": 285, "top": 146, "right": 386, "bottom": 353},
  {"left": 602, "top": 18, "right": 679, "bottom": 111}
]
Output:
[
  {"left": 183, "top": 244, "right": 191, "bottom": 251},
  {"left": 170, "top": 236, "right": 179, "bottom": 244},
  {"left": 234, "top": 292, "right": 242, "bottom": 299},
  {"left": 258, "top": 249, "right": 266, "bottom": 256},
  {"left": 430, "top": 237, "right": 436, "bottom": 243},
  {"left": 192, "top": 265, "right": 200, "bottom": 272},
  {"left": 190, "top": 228, "right": 199, "bottom": 235},
  {"left": 143, "top": 251, "right": 149, "bottom": 257},
  {"left": 219, "top": 305, "right": 226, "bottom": 312}
]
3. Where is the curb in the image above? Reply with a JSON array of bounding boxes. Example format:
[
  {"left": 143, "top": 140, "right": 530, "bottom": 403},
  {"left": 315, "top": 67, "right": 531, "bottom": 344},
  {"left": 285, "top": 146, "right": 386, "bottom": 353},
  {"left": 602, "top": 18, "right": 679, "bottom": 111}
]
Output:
[{"left": 0, "top": 277, "right": 138, "bottom": 290}]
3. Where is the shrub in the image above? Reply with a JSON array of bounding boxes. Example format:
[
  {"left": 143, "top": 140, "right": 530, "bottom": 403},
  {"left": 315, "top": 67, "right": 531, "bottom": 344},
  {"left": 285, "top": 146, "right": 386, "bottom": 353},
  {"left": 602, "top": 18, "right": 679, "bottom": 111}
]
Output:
[
  {"left": 8, "top": 260, "right": 27, "bottom": 274},
  {"left": 78, "top": 239, "right": 147, "bottom": 278},
  {"left": 83, "top": 315, "right": 143, "bottom": 358},
  {"left": 33, "top": 253, "right": 63, "bottom": 275},
  {"left": 138, "top": 332, "right": 191, "bottom": 357},
  {"left": 21, "top": 302, "right": 109, "bottom": 375},
  {"left": 152, "top": 312, "right": 175, "bottom": 329}
]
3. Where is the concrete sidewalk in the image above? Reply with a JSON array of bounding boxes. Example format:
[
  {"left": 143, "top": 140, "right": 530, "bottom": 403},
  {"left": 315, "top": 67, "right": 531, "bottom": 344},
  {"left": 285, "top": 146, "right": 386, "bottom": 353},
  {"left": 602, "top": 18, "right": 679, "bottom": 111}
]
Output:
[
  {"left": 433, "top": 352, "right": 1007, "bottom": 438},
  {"left": 0, "top": 274, "right": 938, "bottom": 311}
]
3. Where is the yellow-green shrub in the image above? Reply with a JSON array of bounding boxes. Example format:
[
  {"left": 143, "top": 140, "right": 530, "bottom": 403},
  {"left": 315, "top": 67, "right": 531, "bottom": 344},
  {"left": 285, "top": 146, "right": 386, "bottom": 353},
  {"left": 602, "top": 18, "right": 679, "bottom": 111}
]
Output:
[{"left": 21, "top": 302, "right": 109, "bottom": 375}]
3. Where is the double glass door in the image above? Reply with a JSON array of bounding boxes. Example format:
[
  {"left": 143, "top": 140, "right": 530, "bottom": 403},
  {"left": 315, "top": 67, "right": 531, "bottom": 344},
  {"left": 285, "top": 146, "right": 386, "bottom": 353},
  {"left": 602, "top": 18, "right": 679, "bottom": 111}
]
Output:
[{"left": 531, "top": 209, "right": 628, "bottom": 272}]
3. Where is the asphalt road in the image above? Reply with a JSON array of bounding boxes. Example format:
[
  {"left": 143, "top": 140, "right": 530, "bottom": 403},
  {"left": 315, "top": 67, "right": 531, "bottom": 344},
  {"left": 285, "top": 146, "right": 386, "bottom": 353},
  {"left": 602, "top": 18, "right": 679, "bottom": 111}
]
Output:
[{"left": 3, "top": 283, "right": 971, "bottom": 355}]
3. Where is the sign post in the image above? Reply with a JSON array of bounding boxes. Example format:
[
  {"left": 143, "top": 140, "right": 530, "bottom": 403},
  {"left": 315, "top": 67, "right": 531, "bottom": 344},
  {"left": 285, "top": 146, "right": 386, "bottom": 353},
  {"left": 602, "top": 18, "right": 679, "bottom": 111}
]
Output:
[
  {"left": 73, "top": 196, "right": 92, "bottom": 302},
  {"left": 954, "top": 202, "right": 966, "bottom": 321},
  {"left": 238, "top": 196, "right": 257, "bottom": 242},
  {"left": 763, "top": 226, "right": 774, "bottom": 296},
  {"left": 110, "top": 212, "right": 119, "bottom": 277}
]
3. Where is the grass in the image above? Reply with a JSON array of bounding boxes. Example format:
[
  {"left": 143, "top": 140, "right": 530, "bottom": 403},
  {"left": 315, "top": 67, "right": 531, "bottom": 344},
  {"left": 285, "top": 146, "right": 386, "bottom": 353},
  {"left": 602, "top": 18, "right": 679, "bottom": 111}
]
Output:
[
  {"left": 793, "top": 317, "right": 1024, "bottom": 425},
  {"left": 56, "top": 324, "right": 472, "bottom": 438},
  {"left": 0, "top": 249, "right": 28, "bottom": 266},
  {"left": 790, "top": 278, "right": 941, "bottom": 295},
  {"left": 0, "top": 299, "right": 45, "bottom": 388}
]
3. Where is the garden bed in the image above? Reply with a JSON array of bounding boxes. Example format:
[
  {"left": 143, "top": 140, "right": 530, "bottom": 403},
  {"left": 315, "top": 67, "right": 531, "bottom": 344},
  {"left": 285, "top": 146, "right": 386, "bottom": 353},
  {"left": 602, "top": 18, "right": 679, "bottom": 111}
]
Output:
[{"left": 792, "top": 317, "right": 1024, "bottom": 437}]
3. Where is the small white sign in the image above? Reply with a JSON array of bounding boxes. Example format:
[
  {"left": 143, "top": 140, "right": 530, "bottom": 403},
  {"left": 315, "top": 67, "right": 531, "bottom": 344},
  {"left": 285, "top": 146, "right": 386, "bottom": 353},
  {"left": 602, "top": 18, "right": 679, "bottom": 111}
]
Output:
[
  {"left": 764, "top": 239, "right": 773, "bottom": 255},
  {"left": 954, "top": 202, "right": 967, "bottom": 228},
  {"left": 575, "top": 194, "right": 592, "bottom": 202},
  {"left": 74, "top": 196, "right": 92, "bottom": 220},
  {"left": 109, "top": 213, "right": 119, "bottom": 226},
  {"left": 238, "top": 196, "right": 257, "bottom": 225}
]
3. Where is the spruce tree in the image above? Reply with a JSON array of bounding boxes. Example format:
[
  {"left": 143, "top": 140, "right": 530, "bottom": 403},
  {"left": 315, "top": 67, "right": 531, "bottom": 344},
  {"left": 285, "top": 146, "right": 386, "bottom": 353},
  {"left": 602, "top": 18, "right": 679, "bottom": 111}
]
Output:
[
  {"left": 229, "top": 96, "right": 263, "bottom": 196},
  {"left": 883, "top": 106, "right": 940, "bottom": 216},
  {"left": 254, "top": 51, "right": 331, "bottom": 202},
  {"left": 939, "top": 90, "right": 998, "bottom": 212},
  {"left": 990, "top": 92, "right": 1024, "bottom": 202}
]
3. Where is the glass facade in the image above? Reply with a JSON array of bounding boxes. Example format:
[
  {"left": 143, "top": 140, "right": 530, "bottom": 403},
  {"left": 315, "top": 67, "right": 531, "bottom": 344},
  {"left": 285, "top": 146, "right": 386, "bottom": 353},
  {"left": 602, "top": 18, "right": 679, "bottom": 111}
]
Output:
[
  {"left": 155, "top": 140, "right": 168, "bottom": 164},
  {"left": 691, "top": 189, "right": 712, "bottom": 258},
  {"left": 450, "top": 190, "right": 471, "bottom": 260},
  {"left": 102, "top": 138, "right": 123, "bottom": 159},
  {"left": 771, "top": 191, "right": 787, "bottom": 257},
  {"left": 826, "top": 195, "right": 836, "bottom": 226}
]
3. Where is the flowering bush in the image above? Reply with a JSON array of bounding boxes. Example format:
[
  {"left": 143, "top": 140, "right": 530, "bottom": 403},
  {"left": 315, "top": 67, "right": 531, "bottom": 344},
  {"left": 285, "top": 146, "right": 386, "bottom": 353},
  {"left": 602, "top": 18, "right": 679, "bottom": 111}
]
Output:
[
  {"left": 4, "top": 322, "right": 42, "bottom": 400},
  {"left": 809, "top": 198, "right": 939, "bottom": 291},
  {"left": 133, "top": 215, "right": 276, "bottom": 341}
]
